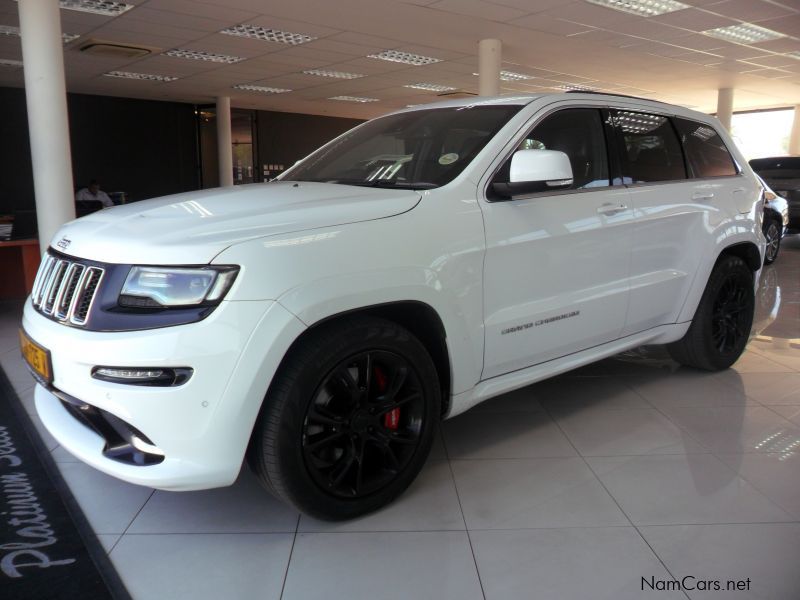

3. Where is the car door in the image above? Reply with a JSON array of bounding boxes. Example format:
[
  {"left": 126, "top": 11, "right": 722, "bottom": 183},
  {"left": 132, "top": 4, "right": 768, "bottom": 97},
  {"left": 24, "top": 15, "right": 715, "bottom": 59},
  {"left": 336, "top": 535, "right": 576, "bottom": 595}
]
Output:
[
  {"left": 480, "top": 106, "right": 634, "bottom": 379},
  {"left": 613, "top": 109, "right": 740, "bottom": 336}
]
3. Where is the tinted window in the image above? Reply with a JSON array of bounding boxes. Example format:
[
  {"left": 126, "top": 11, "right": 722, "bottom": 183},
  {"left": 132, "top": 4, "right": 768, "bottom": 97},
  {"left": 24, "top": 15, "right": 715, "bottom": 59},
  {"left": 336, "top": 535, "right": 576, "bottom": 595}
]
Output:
[
  {"left": 615, "top": 111, "right": 686, "bottom": 183},
  {"left": 675, "top": 118, "right": 737, "bottom": 178},
  {"left": 498, "top": 108, "right": 610, "bottom": 190}
]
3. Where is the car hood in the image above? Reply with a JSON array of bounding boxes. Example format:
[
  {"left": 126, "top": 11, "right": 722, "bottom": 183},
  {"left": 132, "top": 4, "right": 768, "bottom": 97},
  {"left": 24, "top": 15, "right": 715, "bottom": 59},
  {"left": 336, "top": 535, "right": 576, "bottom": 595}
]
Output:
[{"left": 51, "top": 181, "right": 422, "bottom": 264}]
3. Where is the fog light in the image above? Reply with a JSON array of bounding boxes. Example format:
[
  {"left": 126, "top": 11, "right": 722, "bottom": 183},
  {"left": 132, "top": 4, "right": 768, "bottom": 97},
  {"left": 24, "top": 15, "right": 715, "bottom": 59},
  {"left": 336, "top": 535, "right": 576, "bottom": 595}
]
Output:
[{"left": 92, "top": 366, "right": 193, "bottom": 386}]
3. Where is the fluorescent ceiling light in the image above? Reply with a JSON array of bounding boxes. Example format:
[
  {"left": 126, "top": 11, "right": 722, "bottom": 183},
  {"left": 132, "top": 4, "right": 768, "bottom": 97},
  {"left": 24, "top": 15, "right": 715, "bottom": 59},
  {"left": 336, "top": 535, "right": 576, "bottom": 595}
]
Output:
[
  {"left": 233, "top": 84, "right": 291, "bottom": 93},
  {"left": 164, "top": 49, "right": 245, "bottom": 64},
  {"left": 404, "top": 82, "right": 457, "bottom": 92},
  {"left": 303, "top": 69, "right": 364, "bottom": 79},
  {"left": 104, "top": 71, "right": 178, "bottom": 82},
  {"left": 0, "top": 58, "right": 23, "bottom": 68},
  {"left": 59, "top": 1, "right": 134, "bottom": 17},
  {"left": 472, "top": 70, "right": 534, "bottom": 81},
  {"left": 221, "top": 24, "right": 315, "bottom": 45},
  {"left": 330, "top": 95, "right": 379, "bottom": 102},
  {"left": 367, "top": 50, "right": 441, "bottom": 66},
  {"left": 584, "top": 0, "right": 689, "bottom": 17},
  {"left": 702, "top": 23, "right": 785, "bottom": 44},
  {"left": 1, "top": 24, "right": 80, "bottom": 44}
]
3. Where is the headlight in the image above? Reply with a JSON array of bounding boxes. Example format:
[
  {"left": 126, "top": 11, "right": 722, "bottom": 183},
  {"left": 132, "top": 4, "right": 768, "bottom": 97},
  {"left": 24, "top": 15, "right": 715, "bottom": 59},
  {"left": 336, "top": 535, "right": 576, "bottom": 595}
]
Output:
[{"left": 120, "top": 266, "right": 239, "bottom": 308}]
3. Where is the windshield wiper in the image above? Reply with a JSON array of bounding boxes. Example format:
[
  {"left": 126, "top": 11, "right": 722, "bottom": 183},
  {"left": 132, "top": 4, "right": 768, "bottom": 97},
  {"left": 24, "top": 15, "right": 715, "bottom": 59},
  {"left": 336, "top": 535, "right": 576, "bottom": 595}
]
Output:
[{"left": 316, "top": 179, "right": 438, "bottom": 190}]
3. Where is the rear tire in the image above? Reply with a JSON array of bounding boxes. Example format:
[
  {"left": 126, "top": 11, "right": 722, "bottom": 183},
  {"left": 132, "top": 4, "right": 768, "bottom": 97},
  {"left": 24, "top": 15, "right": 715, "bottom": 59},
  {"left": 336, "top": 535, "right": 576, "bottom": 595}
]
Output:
[
  {"left": 248, "top": 316, "right": 440, "bottom": 520},
  {"left": 667, "top": 255, "right": 754, "bottom": 371},
  {"left": 763, "top": 219, "right": 781, "bottom": 265}
]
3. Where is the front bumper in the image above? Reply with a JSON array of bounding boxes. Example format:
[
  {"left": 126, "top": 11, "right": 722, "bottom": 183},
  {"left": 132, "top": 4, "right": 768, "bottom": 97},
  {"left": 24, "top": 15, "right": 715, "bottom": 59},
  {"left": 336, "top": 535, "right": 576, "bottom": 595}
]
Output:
[{"left": 24, "top": 297, "right": 305, "bottom": 490}]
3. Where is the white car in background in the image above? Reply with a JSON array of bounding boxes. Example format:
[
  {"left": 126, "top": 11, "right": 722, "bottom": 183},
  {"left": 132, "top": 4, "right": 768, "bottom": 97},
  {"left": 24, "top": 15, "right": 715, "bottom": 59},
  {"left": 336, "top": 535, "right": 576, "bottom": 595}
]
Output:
[{"left": 21, "top": 93, "right": 764, "bottom": 519}]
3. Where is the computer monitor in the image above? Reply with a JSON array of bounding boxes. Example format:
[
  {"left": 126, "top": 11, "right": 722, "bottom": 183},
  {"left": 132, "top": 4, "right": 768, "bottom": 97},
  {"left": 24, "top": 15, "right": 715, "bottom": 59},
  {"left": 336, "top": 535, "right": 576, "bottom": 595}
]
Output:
[{"left": 10, "top": 210, "right": 38, "bottom": 240}]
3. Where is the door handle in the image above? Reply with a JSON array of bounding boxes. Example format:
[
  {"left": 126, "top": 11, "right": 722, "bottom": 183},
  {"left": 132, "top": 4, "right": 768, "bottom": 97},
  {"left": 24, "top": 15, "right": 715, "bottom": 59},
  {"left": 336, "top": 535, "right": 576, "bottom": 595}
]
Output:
[
  {"left": 597, "top": 203, "right": 628, "bottom": 215},
  {"left": 692, "top": 191, "right": 715, "bottom": 201}
]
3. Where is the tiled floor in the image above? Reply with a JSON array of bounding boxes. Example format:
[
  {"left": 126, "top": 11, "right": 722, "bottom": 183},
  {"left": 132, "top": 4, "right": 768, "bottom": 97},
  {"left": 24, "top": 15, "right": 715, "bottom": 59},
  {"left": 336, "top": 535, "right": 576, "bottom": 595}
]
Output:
[{"left": 2, "top": 236, "right": 799, "bottom": 600}]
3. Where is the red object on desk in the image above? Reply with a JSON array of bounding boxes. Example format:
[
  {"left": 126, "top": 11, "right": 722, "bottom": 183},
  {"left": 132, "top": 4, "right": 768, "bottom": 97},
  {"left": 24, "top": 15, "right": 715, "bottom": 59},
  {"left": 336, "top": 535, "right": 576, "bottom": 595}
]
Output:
[{"left": 0, "top": 239, "right": 40, "bottom": 299}]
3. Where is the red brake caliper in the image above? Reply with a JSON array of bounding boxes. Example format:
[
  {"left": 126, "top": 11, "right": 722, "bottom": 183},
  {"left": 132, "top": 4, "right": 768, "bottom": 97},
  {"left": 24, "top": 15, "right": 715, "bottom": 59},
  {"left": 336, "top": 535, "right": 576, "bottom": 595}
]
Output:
[{"left": 374, "top": 367, "right": 400, "bottom": 430}]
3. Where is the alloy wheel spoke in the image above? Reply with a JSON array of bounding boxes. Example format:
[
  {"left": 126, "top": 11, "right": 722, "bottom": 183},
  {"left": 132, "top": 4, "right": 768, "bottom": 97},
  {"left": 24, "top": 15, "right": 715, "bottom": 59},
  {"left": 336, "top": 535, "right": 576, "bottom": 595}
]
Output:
[{"left": 306, "top": 431, "right": 346, "bottom": 453}]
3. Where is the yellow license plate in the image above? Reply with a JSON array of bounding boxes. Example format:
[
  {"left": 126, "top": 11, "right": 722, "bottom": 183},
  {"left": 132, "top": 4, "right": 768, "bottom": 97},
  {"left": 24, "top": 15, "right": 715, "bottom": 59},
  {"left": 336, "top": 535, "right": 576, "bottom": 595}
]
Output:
[{"left": 19, "top": 329, "right": 52, "bottom": 384}]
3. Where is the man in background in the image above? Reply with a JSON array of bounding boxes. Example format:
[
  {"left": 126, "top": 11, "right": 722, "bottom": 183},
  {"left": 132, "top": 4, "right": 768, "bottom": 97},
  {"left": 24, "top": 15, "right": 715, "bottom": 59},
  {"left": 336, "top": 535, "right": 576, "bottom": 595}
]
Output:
[{"left": 75, "top": 179, "right": 113, "bottom": 208}]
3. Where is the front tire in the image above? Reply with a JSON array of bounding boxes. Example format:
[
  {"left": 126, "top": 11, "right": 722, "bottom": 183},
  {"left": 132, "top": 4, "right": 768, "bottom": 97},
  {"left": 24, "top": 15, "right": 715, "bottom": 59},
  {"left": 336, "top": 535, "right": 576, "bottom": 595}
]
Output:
[
  {"left": 667, "top": 255, "right": 755, "bottom": 371},
  {"left": 249, "top": 316, "right": 441, "bottom": 520}
]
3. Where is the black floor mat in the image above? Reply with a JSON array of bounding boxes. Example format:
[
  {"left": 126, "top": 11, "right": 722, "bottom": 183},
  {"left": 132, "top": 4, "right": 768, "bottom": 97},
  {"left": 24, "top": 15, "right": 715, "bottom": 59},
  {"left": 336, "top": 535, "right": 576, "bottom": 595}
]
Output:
[{"left": 0, "top": 367, "right": 130, "bottom": 600}]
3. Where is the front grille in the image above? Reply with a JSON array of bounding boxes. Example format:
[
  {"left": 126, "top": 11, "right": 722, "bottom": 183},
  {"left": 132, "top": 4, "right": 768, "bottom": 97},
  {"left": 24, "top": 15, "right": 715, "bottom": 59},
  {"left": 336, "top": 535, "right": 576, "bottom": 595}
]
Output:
[{"left": 32, "top": 252, "right": 105, "bottom": 326}]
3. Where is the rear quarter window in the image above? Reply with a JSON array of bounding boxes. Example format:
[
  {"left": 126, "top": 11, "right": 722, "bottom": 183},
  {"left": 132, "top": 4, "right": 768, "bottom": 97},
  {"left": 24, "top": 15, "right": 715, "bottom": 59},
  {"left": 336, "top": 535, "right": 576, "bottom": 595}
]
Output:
[{"left": 675, "top": 118, "right": 738, "bottom": 178}]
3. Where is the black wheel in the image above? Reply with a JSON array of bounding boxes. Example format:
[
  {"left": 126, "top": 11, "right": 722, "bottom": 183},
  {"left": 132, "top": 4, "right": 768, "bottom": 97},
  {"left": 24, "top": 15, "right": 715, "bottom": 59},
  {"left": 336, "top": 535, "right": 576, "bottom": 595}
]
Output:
[
  {"left": 763, "top": 220, "right": 781, "bottom": 265},
  {"left": 667, "top": 255, "right": 755, "bottom": 371},
  {"left": 249, "top": 316, "right": 440, "bottom": 520}
]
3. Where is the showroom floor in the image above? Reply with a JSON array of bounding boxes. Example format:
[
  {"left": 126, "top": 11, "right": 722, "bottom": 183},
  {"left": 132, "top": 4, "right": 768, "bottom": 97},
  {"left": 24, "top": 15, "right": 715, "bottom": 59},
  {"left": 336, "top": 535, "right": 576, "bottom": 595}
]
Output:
[{"left": 1, "top": 238, "right": 799, "bottom": 600}]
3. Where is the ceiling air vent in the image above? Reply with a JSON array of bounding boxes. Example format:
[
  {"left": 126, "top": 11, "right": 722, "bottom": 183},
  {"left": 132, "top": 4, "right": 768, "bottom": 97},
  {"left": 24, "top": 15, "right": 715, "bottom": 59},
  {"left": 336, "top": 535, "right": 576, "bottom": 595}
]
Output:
[{"left": 78, "top": 40, "right": 157, "bottom": 59}]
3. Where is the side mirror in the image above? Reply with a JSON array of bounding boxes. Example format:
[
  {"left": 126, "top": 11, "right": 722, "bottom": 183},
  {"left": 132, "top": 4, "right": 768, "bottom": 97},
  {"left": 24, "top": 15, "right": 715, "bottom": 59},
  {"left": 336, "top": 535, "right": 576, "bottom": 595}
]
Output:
[{"left": 492, "top": 149, "right": 574, "bottom": 198}]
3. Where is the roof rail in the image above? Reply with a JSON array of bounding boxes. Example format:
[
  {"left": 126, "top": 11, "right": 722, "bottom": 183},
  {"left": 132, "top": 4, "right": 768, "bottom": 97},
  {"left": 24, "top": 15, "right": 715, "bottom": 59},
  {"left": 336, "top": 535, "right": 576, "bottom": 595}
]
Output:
[{"left": 563, "top": 90, "right": 668, "bottom": 104}]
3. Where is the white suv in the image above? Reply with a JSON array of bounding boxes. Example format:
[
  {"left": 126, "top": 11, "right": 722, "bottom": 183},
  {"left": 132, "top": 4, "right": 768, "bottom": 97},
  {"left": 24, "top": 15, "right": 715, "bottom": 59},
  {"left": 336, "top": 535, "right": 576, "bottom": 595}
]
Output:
[{"left": 21, "top": 93, "right": 764, "bottom": 519}]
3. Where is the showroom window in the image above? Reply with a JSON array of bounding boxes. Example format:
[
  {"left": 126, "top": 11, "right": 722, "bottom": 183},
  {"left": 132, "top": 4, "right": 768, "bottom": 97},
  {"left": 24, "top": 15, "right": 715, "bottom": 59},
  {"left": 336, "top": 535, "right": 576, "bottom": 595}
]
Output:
[
  {"left": 499, "top": 108, "right": 611, "bottom": 191},
  {"left": 674, "top": 117, "right": 738, "bottom": 178},
  {"left": 614, "top": 111, "right": 686, "bottom": 183}
]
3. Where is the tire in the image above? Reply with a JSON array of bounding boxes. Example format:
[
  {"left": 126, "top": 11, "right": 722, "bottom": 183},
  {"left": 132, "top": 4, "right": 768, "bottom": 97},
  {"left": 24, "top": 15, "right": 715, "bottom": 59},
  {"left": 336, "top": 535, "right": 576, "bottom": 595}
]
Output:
[
  {"left": 248, "top": 316, "right": 441, "bottom": 520},
  {"left": 763, "top": 219, "right": 781, "bottom": 265},
  {"left": 667, "top": 255, "right": 755, "bottom": 371}
]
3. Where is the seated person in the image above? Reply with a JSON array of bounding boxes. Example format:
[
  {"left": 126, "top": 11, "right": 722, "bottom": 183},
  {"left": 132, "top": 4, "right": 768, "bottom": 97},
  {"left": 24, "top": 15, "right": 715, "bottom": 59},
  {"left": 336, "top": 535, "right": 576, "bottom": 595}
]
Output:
[{"left": 75, "top": 180, "right": 113, "bottom": 208}]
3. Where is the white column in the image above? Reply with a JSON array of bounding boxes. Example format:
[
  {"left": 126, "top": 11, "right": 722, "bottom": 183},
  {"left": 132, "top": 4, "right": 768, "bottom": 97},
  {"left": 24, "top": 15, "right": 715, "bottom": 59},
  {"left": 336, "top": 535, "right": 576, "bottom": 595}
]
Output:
[
  {"left": 216, "top": 96, "right": 234, "bottom": 187},
  {"left": 789, "top": 105, "right": 800, "bottom": 156},
  {"left": 478, "top": 39, "right": 501, "bottom": 97},
  {"left": 716, "top": 88, "right": 734, "bottom": 132},
  {"left": 18, "top": 0, "right": 75, "bottom": 255}
]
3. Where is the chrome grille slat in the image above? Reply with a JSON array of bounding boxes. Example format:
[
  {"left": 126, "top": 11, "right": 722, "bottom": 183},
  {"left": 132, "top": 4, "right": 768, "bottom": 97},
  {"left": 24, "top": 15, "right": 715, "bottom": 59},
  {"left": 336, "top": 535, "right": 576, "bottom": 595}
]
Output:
[
  {"left": 71, "top": 267, "right": 104, "bottom": 325},
  {"left": 32, "top": 251, "right": 105, "bottom": 326},
  {"left": 55, "top": 264, "right": 85, "bottom": 319},
  {"left": 32, "top": 254, "right": 56, "bottom": 307},
  {"left": 43, "top": 261, "right": 68, "bottom": 314}
]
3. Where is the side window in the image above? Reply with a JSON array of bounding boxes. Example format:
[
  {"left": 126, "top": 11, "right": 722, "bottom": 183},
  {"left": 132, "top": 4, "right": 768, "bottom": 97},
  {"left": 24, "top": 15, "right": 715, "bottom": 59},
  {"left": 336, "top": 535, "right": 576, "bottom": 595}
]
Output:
[
  {"left": 614, "top": 111, "right": 686, "bottom": 183},
  {"left": 674, "top": 118, "right": 738, "bottom": 178},
  {"left": 497, "top": 108, "right": 610, "bottom": 191}
]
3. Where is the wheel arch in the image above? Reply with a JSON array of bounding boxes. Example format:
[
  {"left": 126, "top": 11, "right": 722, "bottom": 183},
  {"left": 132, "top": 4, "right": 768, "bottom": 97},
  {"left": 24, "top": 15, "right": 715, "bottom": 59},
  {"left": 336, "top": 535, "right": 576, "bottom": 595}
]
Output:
[
  {"left": 277, "top": 301, "right": 452, "bottom": 417},
  {"left": 716, "top": 241, "right": 762, "bottom": 272}
]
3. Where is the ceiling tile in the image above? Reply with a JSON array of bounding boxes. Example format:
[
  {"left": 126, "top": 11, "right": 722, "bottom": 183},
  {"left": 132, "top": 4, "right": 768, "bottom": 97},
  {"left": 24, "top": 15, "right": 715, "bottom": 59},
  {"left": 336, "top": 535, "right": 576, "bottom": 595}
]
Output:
[
  {"left": 428, "top": 0, "right": 528, "bottom": 23},
  {"left": 702, "top": 0, "right": 797, "bottom": 24},
  {"left": 752, "top": 15, "right": 800, "bottom": 38},
  {"left": 747, "top": 38, "right": 800, "bottom": 53},
  {"left": 604, "top": 20, "right": 692, "bottom": 42},
  {"left": 509, "top": 14, "right": 595, "bottom": 36},
  {"left": 488, "top": 0, "right": 566, "bottom": 12},
  {"left": 742, "top": 55, "right": 798, "bottom": 68},
  {"left": 122, "top": 7, "right": 236, "bottom": 33},
  {"left": 149, "top": 0, "right": 260, "bottom": 23},
  {"left": 542, "top": 2, "right": 638, "bottom": 28},
  {"left": 651, "top": 7, "right": 738, "bottom": 31}
]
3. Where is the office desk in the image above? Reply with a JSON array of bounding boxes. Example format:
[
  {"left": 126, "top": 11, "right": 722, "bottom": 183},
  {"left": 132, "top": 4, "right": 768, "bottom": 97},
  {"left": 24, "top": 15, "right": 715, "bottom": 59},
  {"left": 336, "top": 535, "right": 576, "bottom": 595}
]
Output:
[{"left": 0, "top": 239, "right": 40, "bottom": 299}]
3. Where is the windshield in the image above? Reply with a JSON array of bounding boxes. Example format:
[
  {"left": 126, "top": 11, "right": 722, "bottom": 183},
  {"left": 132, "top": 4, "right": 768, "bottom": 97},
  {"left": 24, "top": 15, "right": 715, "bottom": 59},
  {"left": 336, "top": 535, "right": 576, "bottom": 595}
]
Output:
[{"left": 281, "top": 105, "right": 522, "bottom": 190}]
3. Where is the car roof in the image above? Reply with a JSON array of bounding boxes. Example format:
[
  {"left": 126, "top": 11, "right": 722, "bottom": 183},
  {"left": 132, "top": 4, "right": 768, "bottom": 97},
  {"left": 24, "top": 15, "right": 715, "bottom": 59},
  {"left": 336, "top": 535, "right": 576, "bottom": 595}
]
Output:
[{"left": 398, "top": 92, "right": 715, "bottom": 125}]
